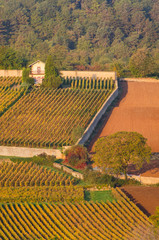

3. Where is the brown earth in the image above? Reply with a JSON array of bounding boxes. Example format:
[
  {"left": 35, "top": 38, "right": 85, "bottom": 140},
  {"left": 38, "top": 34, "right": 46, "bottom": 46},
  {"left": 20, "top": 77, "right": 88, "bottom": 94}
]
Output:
[
  {"left": 90, "top": 81, "right": 159, "bottom": 177},
  {"left": 121, "top": 186, "right": 159, "bottom": 216}
]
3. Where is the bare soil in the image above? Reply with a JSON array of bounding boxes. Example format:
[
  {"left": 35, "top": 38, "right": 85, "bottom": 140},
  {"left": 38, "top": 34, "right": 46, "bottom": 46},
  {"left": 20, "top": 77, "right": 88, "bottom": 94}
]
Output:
[
  {"left": 121, "top": 186, "right": 159, "bottom": 216},
  {"left": 90, "top": 81, "right": 159, "bottom": 177}
]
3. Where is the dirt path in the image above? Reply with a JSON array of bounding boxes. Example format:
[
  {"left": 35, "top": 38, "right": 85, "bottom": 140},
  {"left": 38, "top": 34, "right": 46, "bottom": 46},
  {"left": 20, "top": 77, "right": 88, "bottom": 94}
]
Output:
[{"left": 121, "top": 186, "right": 159, "bottom": 216}]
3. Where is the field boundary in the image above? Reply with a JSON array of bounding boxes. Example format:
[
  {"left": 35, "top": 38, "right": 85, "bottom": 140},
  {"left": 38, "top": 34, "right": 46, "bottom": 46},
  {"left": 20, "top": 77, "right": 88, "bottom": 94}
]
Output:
[
  {"left": 119, "top": 174, "right": 159, "bottom": 185},
  {"left": 61, "top": 70, "right": 117, "bottom": 80},
  {"left": 0, "top": 146, "right": 62, "bottom": 158},
  {"left": 120, "top": 77, "right": 159, "bottom": 83},
  {"left": 77, "top": 81, "right": 119, "bottom": 145}
]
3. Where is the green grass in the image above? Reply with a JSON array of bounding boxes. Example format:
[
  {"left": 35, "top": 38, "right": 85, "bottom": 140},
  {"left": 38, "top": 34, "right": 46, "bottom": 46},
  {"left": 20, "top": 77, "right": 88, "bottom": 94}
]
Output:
[{"left": 84, "top": 190, "right": 115, "bottom": 202}]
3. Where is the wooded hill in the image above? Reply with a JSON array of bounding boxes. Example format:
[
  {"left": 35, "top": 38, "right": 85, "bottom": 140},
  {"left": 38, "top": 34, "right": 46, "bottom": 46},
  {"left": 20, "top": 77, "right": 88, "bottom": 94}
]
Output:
[{"left": 0, "top": 0, "right": 159, "bottom": 76}]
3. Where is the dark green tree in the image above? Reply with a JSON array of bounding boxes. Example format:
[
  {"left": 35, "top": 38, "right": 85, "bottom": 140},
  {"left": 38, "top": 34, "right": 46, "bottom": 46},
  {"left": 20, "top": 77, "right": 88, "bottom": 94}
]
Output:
[
  {"left": 0, "top": 46, "right": 25, "bottom": 69},
  {"left": 129, "top": 49, "right": 155, "bottom": 77},
  {"left": 93, "top": 131, "right": 151, "bottom": 180},
  {"left": 22, "top": 67, "right": 34, "bottom": 86},
  {"left": 42, "top": 55, "right": 62, "bottom": 89}
]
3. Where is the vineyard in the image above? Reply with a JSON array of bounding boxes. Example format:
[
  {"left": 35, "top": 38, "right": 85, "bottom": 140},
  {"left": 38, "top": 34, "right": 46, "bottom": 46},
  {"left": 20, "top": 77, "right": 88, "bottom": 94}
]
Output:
[
  {"left": 63, "top": 77, "right": 114, "bottom": 90},
  {"left": 0, "top": 77, "right": 22, "bottom": 87},
  {"left": 0, "top": 162, "right": 77, "bottom": 187},
  {"left": 0, "top": 86, "right": 112, "bottom": 147},
  {"left": 0, "top": 77, "right": 157, "bottom": 239},
  {"left": 0, "top": 186, "right": 84, "bottom": 203},
  {"left": 0, "top": 188, "right": 153, "bottom": 240},
  {"left": 0, "top": 87, "right": 25, "bottom": 116}
]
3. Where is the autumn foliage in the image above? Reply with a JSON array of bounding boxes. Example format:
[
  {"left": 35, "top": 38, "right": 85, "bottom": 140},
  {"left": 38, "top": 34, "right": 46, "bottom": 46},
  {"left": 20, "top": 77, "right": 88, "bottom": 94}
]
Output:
[{"left": 64, "top": 145, "right": 89, "bottom": 170}]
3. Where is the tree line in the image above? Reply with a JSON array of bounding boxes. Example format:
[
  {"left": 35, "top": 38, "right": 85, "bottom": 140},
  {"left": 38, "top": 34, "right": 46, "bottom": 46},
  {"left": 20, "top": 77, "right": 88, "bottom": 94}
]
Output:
[{"left": 0, "top": 0, "right": 159, "bottom": 77}]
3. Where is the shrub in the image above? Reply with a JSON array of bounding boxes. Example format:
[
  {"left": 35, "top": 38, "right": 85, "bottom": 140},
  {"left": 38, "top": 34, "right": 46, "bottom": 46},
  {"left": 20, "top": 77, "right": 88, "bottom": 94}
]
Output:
[
  {"left": 64, "top": 145, "right": 89, "bottom": 169},
  {"left": 83, "top": 169, "right": 140, "bottom": 187},
  {"left": 32, "top": 153, "right": 56, "bottom": 167},
  {"left": 42, "top": 75, "right": 62, "bottom": 89}
]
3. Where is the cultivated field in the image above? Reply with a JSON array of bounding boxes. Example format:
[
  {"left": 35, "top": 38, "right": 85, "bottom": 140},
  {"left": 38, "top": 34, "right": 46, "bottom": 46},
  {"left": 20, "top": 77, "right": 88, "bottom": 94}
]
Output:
[
  {"left": 0, "top": 186, "right": 153, "bottom": 240},
  {"left": 0, "top": 87, "right": 25, "bottom": 116},
  {"left": 0, "top": 77, "right": 114, "bottom": 147},
  {"left": 92, "top": 81, "right": 159, "bottom": 152},
  {"left": 121, "top": 186, "right": 159, "bottom": 215},
  {"left": 0, "top": 161, "right": 76, "bottom": 187},
  {"left": 0, "top": 76, "right": 22, "bottom": 87}
]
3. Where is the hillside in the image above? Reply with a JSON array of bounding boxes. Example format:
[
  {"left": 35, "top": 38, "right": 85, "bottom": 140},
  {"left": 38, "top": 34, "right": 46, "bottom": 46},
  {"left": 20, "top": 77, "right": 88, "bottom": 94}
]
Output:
[
  {"left": 0, "top": 162, "right": 154, "bottom": 240},
  {"left": 0, "top": 77, "right": 114, "bottom": 147},
  {"left": 0, "top": 0, "right": 159, "bottom": 73}
]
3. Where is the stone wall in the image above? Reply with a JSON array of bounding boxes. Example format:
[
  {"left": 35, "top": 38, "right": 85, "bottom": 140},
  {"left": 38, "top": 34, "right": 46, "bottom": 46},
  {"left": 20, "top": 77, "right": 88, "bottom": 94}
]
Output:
[
  {"left": 140, "top": 176, "right": 159, "bottom": 184},
  {"left": 77, "top": 81, "right": 119, "bottom": 145},
  {"left": 120, "top": 78, "right": 159, "bottom": 83},
  {"left": 53, "top": 162, "right": 84, "bottom": 179},
  {"left": 119, "top": 174, "right": 159, "bottom": 185},
  {"left": 0, "top": 70, "right": 22, "bottom": 77},
  {"left": 53, "top": 163, "right": 62, "bottom": 169},
  {"left": 0, "top": 69, "right": 117, "bottom": 81},
  {"left": 61, "top": 71, "right": 117, "bottom": 80},
  {"left": 0, "top": 146, "right": 62, "bottom": 159}
]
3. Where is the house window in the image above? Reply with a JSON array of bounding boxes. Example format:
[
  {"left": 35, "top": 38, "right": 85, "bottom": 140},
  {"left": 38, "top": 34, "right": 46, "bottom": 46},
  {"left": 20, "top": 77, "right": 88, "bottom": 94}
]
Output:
[{"left": 37, "top": 67, "right": 41, "bottom": 74}]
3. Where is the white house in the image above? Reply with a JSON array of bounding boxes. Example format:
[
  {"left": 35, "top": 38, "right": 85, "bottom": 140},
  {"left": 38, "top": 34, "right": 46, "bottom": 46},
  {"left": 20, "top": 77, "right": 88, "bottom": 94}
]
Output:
[{"left": 29, "top": 60, "right": 45, "bottom": 84}]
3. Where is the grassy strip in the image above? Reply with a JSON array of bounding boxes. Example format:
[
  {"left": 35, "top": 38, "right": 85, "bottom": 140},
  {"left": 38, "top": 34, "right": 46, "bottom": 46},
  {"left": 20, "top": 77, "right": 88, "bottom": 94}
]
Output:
[
  {"left": 0, "top": 186, "right": 84, "bottom": 203},
  {"left": 84, "top": 190, "right": 115, "bottom": 202}
]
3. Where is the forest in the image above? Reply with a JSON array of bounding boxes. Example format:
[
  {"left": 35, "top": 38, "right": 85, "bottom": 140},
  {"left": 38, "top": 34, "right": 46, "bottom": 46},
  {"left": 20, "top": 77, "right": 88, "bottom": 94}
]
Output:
[{"left": 0, "top": 0, "right": 159, "bottom": 76}]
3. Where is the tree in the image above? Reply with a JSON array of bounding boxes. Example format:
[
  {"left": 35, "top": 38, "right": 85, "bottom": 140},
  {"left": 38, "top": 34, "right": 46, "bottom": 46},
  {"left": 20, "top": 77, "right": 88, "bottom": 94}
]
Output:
[
  {"left": 93, "top": 131, "right": 151, "bottom": 180},
  {"left": 150, "top": 207, "right": 159, "bottom": 229},
  {"left": 129, "top": 48, "right": 155, "bottom": 77},
  {"left": 0, "top": 46, "right": 25, "bottom": 69},
  {"left": 22, "top": 68, "right": 34, "bottom": 86},
  {"left": 64, "top": 145, "right": 89, "bottom": 170},
  {"left": 42, "top": 55, "right": 62, "bottom": 89}
]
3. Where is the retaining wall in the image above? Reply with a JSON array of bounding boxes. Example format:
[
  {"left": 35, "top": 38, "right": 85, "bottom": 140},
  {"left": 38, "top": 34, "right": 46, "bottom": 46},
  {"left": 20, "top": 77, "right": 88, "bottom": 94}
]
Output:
[
  {"left": 120, "top": 77, "right": 159, "bottom": 83},
  {"left": 119, "top": 174, "right": 159, "bottom": 185},
  {"left": 77, "top": 81, "right": 119, "bottom": 145},
  {"left": 140, "top": 176, "right": 159, "bottom": 184},
  {"left": 0, "top": 69, "right": 117, "bottom": 81},
  {"left": 0, "top": 146, "right": 62, "bottom": 159},
  {"left": 0, "top": 70, "right": 22, "bottom": 77},
  {"left": 53, "top": 162, "right": 83, "bottom": 179},
  {"left": 61, "top": 71, "right": 117, "bottom": 80}
]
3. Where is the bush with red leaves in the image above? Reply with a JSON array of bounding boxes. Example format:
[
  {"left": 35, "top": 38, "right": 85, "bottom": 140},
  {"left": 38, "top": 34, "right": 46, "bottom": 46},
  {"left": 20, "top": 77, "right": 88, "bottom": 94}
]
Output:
[{"left": 64, "top": 145, "right": 89, "bottom": 170}]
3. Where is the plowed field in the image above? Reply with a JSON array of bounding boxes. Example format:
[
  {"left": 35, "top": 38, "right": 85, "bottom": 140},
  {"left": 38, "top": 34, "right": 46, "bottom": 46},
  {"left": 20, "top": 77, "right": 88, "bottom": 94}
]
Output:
[
  {"left": 121, "top": 186, "right": 159, "bottom": 215},
  {"left": 92, "top": 81, "right": 159, "bottom": 152}
]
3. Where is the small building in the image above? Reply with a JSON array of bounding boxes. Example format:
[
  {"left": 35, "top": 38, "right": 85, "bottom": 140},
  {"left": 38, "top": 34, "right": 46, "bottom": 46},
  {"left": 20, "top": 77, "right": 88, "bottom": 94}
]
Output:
[{"left": 29, "top": 60, "right": 45, "bottom": 84}]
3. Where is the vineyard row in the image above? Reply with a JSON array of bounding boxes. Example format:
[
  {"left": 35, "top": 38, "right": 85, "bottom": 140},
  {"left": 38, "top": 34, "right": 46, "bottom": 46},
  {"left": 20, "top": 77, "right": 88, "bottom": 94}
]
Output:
[
  {"left": 0, "top": 161, "right": 77, "bottom": 187},
  {"left": 0, "top": 88, "right": 111, "bottom": 147},
  {"left": 0, "top": 195, "right": 151, "bottom": 240}
]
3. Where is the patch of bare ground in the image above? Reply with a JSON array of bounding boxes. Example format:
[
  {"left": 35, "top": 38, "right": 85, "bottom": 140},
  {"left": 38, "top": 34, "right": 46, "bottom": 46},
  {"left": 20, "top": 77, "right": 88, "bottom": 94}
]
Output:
[
  {"left": 90, "top": 81, "right": 159, "bottom": 177},
  {"left": 121, "top": 186, "right": 159, "bottom": 216}
]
